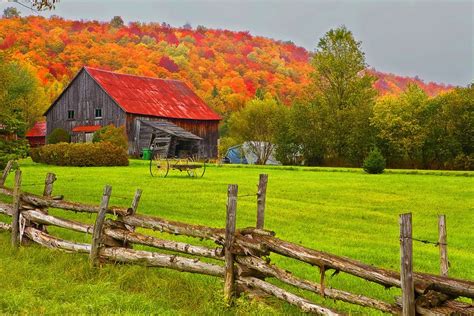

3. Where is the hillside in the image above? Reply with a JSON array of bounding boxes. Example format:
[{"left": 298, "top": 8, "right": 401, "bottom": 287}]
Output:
[{"left": 0, "top": 16, "right": 453, "bottom": 114}]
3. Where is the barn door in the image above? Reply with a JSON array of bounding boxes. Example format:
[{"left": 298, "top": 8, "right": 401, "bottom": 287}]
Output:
[
  {"left": 150, "top": 134, "right": 172, "bottom": 158},
  {"left": 85, "top": 132, "right": 94, "bottom": 143}
]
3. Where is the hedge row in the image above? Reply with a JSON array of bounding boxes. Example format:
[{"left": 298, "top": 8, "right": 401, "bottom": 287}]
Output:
[{"left": 30, "top": 142, "right": 129, "bottom": 166}]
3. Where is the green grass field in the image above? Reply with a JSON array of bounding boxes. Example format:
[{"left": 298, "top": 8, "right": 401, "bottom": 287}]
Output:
[{"left": 1, "top": 159, "right": 473, "bottom": 315}]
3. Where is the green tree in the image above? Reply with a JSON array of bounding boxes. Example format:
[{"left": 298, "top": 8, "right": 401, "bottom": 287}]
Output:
[
  {"left": 211, "top": 85, "right": 219, "bottom": 98},
  {"left": 274, "top": 104, "right": 299, "bottom": 165},
  {"left": 255, "top": 87, "right": 265, "bottom": 100},
  {"left": 0, "top": 58, "right": 47, "bottom": 167},
  {"left": 363, "top": 147, "right": 386, "bottom": 174},
  {"left": 0, "top": 58, "right": 48, "bottom": 132},
  {"left": 371, "top": 84, "right": 429, "bottom": 167},
  {"left": 110, "top": 16, "right": 124, "bottom": 28},
  {"left": 3, "top": 7, "right": 20, "bottom": 18},
  {"left": 277, "top": 100, "right": 327, "bottom": 166},
  {"left": 228, "top": 97, "right": 287, "bottom": 164},
  {"left": 310, "top": 26, "right": 377, "bottom": 165},
  {"left": 423, "top": 85, "right": 473, "bottom": 169}
]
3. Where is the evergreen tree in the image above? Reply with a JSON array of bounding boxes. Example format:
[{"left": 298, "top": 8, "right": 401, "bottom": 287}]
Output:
[
  {"left": 255, "top": 87, "right": 265, "bottom": 100},
  {"left": 3, "top": 7, "right": 20, "bottom": 18},
  {"left": 211, "top": 85, "right": 219, "bottom": 98},
  {"left": 110, "top": 16, "right": 124, "bottom": 28}
]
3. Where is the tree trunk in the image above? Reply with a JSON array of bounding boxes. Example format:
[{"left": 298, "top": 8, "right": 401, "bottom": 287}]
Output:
[
  {"left": 236, "top": 255, "right": 401, "bottom": 314},
  {"left": 121, "top": 214, "right": 266, "bottom": 253},
  {"left": 24, "top": 227, "right": 91, "bottom": 253},
  {"left": 0, "top": 202, "right": 12, "bottom": 216},
  {"left": 20, "top": 192, "right": 131, "bottom": 217},
  {"left": 239, "top": 277, "right": 342, "bottom": 316},
  {"left": 101, "top": 247, "right": 224, "bottom": 277},
  {"left": 103, "top": 226, "right": 223, "bottom": 260},
  {"left": 22, "top": 209, "right": 92, "bottom": 234}
]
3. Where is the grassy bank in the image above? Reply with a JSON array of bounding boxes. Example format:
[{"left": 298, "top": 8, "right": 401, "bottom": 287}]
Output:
[{"left": 1, "top": 159, "right": 472, "bottom": 314}]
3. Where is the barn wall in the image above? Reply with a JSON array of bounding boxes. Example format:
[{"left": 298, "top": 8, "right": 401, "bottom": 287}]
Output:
[
  {"left": 172, "top": 118, "right": 219, "bottom": 158},
  {"left": 45, "top": 70, "right": 127, "bottom": 140},
  {"left": 127, "top": 115, "right": 219, "bottom": 158}
]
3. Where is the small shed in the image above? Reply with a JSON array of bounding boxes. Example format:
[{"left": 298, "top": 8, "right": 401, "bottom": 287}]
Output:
[
  {"left": 137, "top": 120, "right": 202, "bottom": 158},
  {"left": 25, "top": 122, "right": 46, "bottom": 147}
]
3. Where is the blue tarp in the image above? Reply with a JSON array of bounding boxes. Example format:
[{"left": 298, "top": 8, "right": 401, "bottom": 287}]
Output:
[
  {"left": 224, "top": 142, "right": 281, "bottom": 165},
  {"left": 225, "top": 145, "right": 248, "bottom": 164}
]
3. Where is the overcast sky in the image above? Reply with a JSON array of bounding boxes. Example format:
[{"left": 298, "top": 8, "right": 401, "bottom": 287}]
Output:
[{"left": 2, "top": 0, "right": 473, "bottom": 86}]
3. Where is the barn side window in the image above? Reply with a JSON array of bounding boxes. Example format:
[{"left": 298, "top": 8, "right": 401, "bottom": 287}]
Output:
[
  {"left": 67, "top": 110, "right": 75, "bottom": 120},
  {"left": 95, "top": 108, "right": 102, "bottom": 119}
]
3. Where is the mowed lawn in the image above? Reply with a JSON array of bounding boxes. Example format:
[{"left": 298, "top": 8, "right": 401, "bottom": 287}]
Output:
[{"left": 0, "top": 159, "right": 473, "bottom": 315}]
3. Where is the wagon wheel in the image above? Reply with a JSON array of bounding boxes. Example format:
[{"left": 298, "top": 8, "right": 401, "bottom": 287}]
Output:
[
  {"left": 198, "top": 160, "right": 207, "bottom": 178},
  {"left": 186, "top": 157, "right": 207, "bottom": 178},
  {"left": 149, "top": 154, "right": 170, "bottom": 178}
]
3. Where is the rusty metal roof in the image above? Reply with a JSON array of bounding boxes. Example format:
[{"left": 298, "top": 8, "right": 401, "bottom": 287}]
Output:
[
  {"left": 26, "top": 121, "right": 46, "bottom": 138},
  {"left": 85, "top": 67, "right": 221, "bottom": 121}
]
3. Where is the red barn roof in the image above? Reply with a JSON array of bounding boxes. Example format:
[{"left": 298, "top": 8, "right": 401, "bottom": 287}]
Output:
[
  {"left": 26, "top": 121, "right": 46, "bottom": 138},
  {"left": 84, "top": 67, "right": 221, "bottom": 121},
  {"left": 72, "top": 125, "right": 102, "bottom": 133}
]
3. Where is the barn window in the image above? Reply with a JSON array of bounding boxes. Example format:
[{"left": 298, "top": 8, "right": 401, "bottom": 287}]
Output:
[
  {"left": 95, "top": 108, "right": 102, "bottom": 119},
  {"left": 67, "top": 110, "right": 75, "bottom": 120}
]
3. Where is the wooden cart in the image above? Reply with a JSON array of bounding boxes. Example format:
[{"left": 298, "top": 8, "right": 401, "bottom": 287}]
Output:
[
  {"left": 150, "top": 156, "right": 206, "bottom": 178},
  {"left": 148, "top": 134, "right": 206, "bottom": 178}
]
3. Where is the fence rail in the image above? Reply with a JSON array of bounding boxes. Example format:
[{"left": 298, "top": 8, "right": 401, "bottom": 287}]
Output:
[{"left": 0, "top": 161, "right": 473, "bottom": 315}]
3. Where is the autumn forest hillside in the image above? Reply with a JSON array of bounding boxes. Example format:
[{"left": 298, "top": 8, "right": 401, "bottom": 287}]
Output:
[{"left": 0, "top": 16, "right": 453, "bottom": 116}]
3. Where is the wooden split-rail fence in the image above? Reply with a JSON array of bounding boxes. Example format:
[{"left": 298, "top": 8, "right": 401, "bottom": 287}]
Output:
[{"left": 0, "top": 162, "right": 473, "bottom": 315}]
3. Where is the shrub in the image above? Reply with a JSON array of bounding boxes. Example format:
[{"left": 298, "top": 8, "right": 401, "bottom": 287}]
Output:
[
  {"left": 453, "top": 153, "right": 474, "bottom": 171},
  {"left": 93, "top": 125, "right": 128, "bottom": 150},
  {"left": 363, "top": 147, "right": 386, "bottom": 174},
  {"left": 30, "top": 142, "right": 129, "bottom": 167},
  {"left": 0, "top": 139, "right": 28, "bottom": 169},
  {"left": 47, "top": 128, "right": 70, "bottom": 144}
]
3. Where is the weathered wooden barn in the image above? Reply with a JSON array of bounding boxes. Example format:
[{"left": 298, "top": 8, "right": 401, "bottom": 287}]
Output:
[{"left": 44, "top": 66, "right": 221, "bottom": 157}]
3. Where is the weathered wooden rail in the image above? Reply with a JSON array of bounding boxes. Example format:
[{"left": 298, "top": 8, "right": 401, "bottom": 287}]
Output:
[{"left": 0, "top": 161, "right": 473, "bottom": 315}]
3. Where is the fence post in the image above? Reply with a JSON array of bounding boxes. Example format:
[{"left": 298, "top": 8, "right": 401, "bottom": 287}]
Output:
[
  {"left": 43, "top": 172, "right": 57, "bottom": 197},
  {"left": 122, "top": 189, "right": 142, "bottom": 248},
  {"left": 400, "top": 213, "right": 415, "bottom": 316},
  {"left": 11, "top": 170, "right": 22, "bottom": 248},
  {"left": 438, "top": 215, "right": 448, "bottom": 277},
  {"left": 256, "top": 174, "right": 268, "bottom": 229},
  {"left": 224, "top": 184, "right": 238, "bottom": 305},
  {"left": 90, "top": 185, "right": 112, "bottom": 267},
  {"left": 0, "top": 160, "right": 14, "bottom": 187},
  {"left": 130, "top": 189, "right": 142, "bottom": 217}
]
